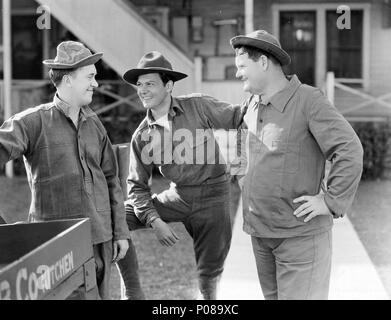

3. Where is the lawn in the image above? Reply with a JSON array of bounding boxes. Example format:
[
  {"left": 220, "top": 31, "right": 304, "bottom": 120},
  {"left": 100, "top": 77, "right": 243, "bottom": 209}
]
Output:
[
  {"left": 1, "top": 175, "right": 391, "bottom": 299},
  {"left": 347, "top": 179, "right": 391, "bottom": 297},
  {"left": 111, "top": 175, "right": 199, "bottom": 300},
  {"left": 111, "top": 223, "right": 198, "bottom": 300}
]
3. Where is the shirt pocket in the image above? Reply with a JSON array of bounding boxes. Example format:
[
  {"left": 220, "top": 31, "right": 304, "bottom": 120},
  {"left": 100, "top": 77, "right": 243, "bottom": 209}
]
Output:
[{"left": 271, "top": 141, "right": 300, "bottom": 174}]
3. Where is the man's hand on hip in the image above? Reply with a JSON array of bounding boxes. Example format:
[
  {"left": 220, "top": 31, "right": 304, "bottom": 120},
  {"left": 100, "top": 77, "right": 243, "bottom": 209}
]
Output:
[
  {"left": 151, "top": 218, "right": 180, "bottom": 247},
  {"left": 293, "top": 193, "right": 332, "bottom": 222},
  {"left": 112, "top": 239, "right": 129, "bottom": 263}
]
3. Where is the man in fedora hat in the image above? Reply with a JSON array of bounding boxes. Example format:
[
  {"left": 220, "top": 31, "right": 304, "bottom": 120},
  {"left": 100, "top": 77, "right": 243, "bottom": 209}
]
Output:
[
  {"left": 0, "top": 41, "right": 130, "bottom": 299},
  {"left": 116, "top": 51, "right": 245, "bottom": 300},
  {"left": 230, "top": 30, "right": 363, "bottom": 299}
]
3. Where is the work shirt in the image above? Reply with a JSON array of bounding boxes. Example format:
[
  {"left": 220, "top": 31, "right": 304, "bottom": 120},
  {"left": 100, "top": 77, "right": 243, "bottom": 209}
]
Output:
[
  {"left": 126, "top": 94, "right": 244, "bottom": 226},
  {"left": 0, "top": 94, "right": 130, "bottom": 244},
  {"left": 241, "top": 75, "right": 363, "bottom": 238}
]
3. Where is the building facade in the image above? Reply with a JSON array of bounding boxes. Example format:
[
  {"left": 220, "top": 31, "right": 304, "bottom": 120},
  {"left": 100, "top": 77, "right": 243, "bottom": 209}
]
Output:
[{"left": 1, "top": 0, "right": 391, "bottom": 127}]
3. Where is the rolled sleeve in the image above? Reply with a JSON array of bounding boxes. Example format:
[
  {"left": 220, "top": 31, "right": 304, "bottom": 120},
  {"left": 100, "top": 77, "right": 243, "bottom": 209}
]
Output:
[
  {"left": 126, "top": 134, "right": 160, "bottom": 227},
  {"left": 307, "top": 92, "right": 364, "bottom": 218},
  {"left": 100, "top": 134, "right": 130, "bottom": 240}
]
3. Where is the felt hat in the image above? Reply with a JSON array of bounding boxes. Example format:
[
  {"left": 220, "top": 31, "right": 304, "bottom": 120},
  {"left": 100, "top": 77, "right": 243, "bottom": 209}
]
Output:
[
  {"left": 230, "top": 30, "right": 291, "bottom": 66},
  {"left": 123, "top": 51, "right": 188, "bottom": 85},
  {"left": 43, "top": 41, "right": 103, "bottom": 69}
]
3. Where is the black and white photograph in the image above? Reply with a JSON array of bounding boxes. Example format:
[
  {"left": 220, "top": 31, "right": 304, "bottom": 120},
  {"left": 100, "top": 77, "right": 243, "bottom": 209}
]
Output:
[{"left": 0, "top": 0, "right": 390, "bottom": 310}]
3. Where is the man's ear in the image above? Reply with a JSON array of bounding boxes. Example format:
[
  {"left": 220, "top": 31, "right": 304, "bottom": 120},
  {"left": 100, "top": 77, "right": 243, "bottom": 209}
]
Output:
[
  {"left": 166, "top": 80, "right": 174, "bottom": 93},
  {"left": 63, "top": 74, "right": 72, "bottom": 87},
  {"left": 260, "top": 55, "right": 269, "bottom": 70}
]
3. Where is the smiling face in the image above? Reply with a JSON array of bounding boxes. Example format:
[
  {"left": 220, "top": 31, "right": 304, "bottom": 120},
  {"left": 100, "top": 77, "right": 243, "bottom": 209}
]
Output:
[
  {"left": 136, "top": 73, "right": 172, "bottom": 111},
  {"left": 235, "top": 51, "right": 267, "bottom": 95},
  {"left": 67, "top": 64, "right": 98, "bottom": 107}
]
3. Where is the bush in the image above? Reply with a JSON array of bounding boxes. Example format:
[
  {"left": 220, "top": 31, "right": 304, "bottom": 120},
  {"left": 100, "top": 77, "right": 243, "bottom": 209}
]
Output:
[{"left": 352, "top": 120, "right": 391, "bottom": 180}]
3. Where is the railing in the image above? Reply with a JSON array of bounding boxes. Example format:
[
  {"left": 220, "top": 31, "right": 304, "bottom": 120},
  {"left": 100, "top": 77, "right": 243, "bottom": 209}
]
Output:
[
  {"left": 93, "top": 80, "right": 141, "bottom": 115},
  {"left": 325, "top": 71, "right": 391, "bottom": 120},
  {"left": 194, "top": 56, "right": 249, "bottom": 105}
]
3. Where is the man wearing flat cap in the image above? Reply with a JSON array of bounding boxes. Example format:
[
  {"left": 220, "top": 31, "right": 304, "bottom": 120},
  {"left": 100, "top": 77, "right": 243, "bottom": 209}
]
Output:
[
  {"left": 0, "top": 41, "right": 130, "bottom": 299},
  {"left": 116, "top": 51, "right": 245, "bottom": 300},
  {"left": 230, "top": 30, "right": 363, "bottom": 299}
]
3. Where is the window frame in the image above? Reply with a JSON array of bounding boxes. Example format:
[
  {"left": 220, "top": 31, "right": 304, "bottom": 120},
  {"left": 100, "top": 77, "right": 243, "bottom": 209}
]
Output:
[
  {"left": 272, "top": 2, "right": 371, "bottom": 89},
  {"left": 0, "top": 8, "right": 51, "bottom": 80}
]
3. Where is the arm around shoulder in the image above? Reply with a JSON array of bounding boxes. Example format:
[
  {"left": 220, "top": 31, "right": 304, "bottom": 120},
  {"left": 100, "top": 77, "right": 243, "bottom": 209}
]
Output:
[{"left": 196, "top": 95, "right": 246, "bottom": 130}]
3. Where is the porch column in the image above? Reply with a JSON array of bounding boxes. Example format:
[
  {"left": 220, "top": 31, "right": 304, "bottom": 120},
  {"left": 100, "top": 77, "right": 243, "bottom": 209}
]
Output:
[
  {"left": 194, "top": 56, "right": 203, "bottom": 93},
  {"left": 326, "top": 71, "right": 335, "bottom": 104},
  {"left": 2, "top": 0, "right": 14, "bottom": 178},
  {"left": 315, "top": 8, "right": 326, "bottom": 89},
  {"left": 245, "top": 0, "right": 254, "bottom": 34}
]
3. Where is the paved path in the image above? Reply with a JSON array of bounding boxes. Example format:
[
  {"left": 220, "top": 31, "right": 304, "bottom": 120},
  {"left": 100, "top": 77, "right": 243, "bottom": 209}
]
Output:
[{"left": 218, "top": 200, "right": 389, "bottom": 300}]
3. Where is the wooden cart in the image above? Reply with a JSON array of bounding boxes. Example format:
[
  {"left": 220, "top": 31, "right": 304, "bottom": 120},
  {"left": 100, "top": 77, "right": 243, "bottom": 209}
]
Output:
[{"left": 0, "top": 218, "right": 98, "bottom": 300}]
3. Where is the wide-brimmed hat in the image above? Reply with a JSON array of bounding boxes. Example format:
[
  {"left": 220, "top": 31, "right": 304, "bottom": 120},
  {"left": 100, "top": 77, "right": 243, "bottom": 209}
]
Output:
[
  {"left": 230, "top": 30, "right": 291, "bottom": 66},
  {"left": 123, "top": 51, "right": 188, "bottom": 85},
  {"left": 43, "top": 41, "right": 103, "bottom": 69}
]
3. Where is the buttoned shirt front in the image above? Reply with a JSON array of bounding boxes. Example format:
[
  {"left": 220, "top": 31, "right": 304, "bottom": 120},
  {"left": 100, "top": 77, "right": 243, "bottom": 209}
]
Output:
[
  {"left": 126, "top": 93, "right": 245, "bottom": 226},
  {"left": 241, "top": 75, "right": 363, "bottom": 238},
  {"left": 0, "top": 94, "right": 130, "bottom": 244}
]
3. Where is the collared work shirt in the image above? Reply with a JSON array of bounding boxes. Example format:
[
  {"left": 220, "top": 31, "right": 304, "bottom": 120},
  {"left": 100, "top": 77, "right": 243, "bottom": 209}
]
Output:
[
  {"left": 0, "top": 94, "right": 130, "bottom": 244},
  {"left": 126, "top": 94, "right": 244, "bottom": 226},
  {"left": 150, "top": 113, "right": 170, "bottom": 131},
  {"left": 241, "top": 75, "right": 363, "bottom": 238}
]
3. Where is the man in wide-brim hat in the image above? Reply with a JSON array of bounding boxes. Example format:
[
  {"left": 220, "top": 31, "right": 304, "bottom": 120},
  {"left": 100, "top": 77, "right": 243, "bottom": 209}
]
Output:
[
  {"left": 0, "top": 41, "right": 131, "bottom": 300},
  {"left": 117, "top": 51, "right": 246, "bottom": 300},
  {"left": 230, "top": 29, "right": 363, "bottom": 300}
]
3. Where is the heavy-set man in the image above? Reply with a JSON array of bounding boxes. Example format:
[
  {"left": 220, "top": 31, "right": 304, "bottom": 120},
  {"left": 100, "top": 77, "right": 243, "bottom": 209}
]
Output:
[{"left": 230, "top": 30, "right": 363, "bottom": 299}]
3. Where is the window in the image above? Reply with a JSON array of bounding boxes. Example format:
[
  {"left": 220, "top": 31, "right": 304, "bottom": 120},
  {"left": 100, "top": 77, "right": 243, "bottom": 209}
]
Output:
[
  {"left": 12, "top": 15, "right": 43, "bottom": 79},
  {"left": 280, "top": 11, "right": 316, "bottom": 85},
  {"left": 382, "top": 0, "right": 391, "bottom": 28},
  {"left": 273, "top": 3, "right": 369, "bottom": 88},
  {"left": 326, "top": 10, "right": 363, "bottom": 79}
]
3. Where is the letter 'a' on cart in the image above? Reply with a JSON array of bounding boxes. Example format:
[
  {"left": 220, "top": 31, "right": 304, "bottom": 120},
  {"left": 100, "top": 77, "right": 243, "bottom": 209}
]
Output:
[{"left": 0, "top": 218, "right": 99, "bottom": 300}]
